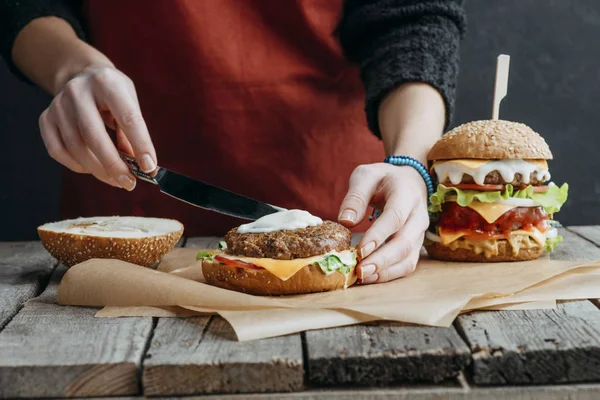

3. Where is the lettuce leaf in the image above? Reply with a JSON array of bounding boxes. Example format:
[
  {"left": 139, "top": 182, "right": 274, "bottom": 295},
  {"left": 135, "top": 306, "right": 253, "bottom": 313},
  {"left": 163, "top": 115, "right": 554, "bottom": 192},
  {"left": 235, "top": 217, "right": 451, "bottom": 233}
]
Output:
[
  {"left": 545, "top": 235, "right": 563, "bottom": 252},
  {"left": 428, "top": 183, "right": 569, "bottom": 215},
  {"left": 196, "top": 251, "right": 214, "bottom": 261},
  {"left": 218, "top": 241, "right": 227, "bottom": 251},
  {"left": 315, "top": 253, "right": 356, "bottom": 275},
  {"left": 514, "top": 183, "right": 569, "bottom": 214}
]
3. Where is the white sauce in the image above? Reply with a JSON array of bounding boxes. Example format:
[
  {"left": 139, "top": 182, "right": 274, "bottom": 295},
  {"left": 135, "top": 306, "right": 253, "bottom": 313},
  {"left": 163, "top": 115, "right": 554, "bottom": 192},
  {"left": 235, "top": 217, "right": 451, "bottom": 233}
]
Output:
[
  {"left": 433, "top": 160, "right": 551, "bottom": 186},
  {"left": 237, "top": 209, "right": 323, "bottom": 233},
  {"left": 39, "top": 216, "right": 181, "bottom": 238}
]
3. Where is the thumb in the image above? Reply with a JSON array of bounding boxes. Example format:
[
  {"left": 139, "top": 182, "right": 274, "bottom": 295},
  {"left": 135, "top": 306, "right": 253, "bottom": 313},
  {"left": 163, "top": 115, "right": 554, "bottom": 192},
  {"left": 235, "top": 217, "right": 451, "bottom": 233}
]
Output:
[{"left": 338, "top": 166, "right": 383, "bottom": 227}]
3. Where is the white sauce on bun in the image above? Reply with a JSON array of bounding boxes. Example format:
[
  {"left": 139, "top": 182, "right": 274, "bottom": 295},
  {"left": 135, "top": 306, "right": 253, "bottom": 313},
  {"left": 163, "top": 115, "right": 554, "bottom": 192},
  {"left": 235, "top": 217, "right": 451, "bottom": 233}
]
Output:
[{"left": 237, "top": 209, "right": 323, "bottom": 233}]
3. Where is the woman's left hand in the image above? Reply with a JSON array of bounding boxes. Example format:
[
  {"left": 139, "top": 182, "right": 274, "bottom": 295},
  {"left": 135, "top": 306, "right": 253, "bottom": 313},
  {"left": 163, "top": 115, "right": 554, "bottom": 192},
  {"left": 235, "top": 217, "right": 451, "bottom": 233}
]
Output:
[{"left": 338, "top": 163, "right": 430, "bottom": 284}]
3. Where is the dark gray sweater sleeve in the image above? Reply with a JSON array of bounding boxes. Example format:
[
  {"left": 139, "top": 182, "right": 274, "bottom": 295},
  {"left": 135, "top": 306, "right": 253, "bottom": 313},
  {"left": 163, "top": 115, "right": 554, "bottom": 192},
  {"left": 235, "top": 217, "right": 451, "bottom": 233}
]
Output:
[
  {"left": 0, "top": 0, "right": 85, "bottom": 81},
  {"left": 338, "top": 0, "right": 467, "bottom": 137}
]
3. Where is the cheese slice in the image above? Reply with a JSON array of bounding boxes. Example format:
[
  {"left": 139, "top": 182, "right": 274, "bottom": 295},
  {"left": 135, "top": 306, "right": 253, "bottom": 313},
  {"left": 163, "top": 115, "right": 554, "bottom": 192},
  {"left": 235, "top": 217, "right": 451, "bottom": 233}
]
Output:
[
  {"left": 466, "top": 202, "right": 518, "bottom": 224},
  {"left": 217, "top": 250, "right": 356, "bottom": 281},
  {"left": 431, "top": 159, "right": 488, "bottom": 171},
  {"left": 431, "top": 159, "right": 548, "bottom": 171},
  {"left": 438, "top": 228, "right": 468, "bottom": 245}
]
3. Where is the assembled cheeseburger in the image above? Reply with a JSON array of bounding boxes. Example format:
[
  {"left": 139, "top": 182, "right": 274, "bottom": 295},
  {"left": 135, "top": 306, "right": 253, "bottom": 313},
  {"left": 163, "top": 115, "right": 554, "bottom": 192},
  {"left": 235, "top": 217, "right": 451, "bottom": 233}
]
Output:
[
  {"left": 424, "top": 120, "right": 568, "bottom": 262},
  {"left": 197, "top": 210, "right": 357, "bottom": 295}
]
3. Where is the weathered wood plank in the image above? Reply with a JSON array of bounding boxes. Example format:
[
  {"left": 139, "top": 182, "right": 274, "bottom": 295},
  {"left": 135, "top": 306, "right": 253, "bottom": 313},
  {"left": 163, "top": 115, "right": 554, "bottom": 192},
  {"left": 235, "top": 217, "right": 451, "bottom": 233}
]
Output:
[
  {"left": 0, "top": 241, "right": 56, "bottom": 330},
  {"left": 136, "top": 383, "right": 600, "bottom": 399},
  {"left": 0, "top": 266, "right": 153, "bottom": 398},
  {"left": 456, "top": 229, "right": 600, "bottom": 385},
  {"left": 568, "top": 226, "right": 600, "bottom": 248},
  {"left": 143, "top": 316, "right": 304, "bottom": 396},
  {"left": 305, "top": 322, "right": 471, "bottom": 385},
  {"left": 142, "top": 236, "right": 304, "bottom": 396},
  {"left": 549, "top": 228, "right": 600, "bottom": 261},
  {"left": 456, "top": 301, "right": 600, "bottom": 385}
]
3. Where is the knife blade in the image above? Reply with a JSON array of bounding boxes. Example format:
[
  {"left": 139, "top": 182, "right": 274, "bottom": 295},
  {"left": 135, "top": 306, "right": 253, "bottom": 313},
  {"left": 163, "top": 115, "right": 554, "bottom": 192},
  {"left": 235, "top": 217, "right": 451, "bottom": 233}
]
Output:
[{"left": 119, "top": 152, "right": 284, "bottom": 220}]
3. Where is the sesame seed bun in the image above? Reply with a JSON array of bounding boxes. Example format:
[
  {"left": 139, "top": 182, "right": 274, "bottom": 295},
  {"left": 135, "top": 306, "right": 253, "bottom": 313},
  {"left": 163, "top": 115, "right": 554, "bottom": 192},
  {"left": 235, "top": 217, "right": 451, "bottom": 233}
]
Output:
[
  {"left": 37, "top": 216, "right": 183, "bottom": 267},
  {"left": 202, "top": 260, "right": 357, "bottom": 295},
  {"left": 424, "top": 239, "right": 544, "bottom": 262},
  {"left": 428, "top": 120, "right": 553, "bottom": 161}
]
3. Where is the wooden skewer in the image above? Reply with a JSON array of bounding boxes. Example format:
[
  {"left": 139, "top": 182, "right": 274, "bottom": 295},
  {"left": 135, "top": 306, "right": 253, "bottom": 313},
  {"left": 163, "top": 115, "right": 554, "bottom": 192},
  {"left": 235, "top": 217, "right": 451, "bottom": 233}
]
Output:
[{"left": 492, "top": 54, "right": 510, "bottom": 120}]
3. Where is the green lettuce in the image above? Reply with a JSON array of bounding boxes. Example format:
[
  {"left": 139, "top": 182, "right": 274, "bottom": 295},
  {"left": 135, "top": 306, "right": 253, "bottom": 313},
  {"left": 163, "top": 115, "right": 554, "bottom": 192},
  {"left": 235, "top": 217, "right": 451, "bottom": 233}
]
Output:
[
  {"left": 218, "top": 241, "right": 227, "bottom": 251},
  {"left": 545, "top": 235, "right": 563, "bottom": 252},
  {"left": 196, "top": 251, "right": 214, "bottom": 261},
  {"left": 315, "top": 253, "right": 356, "bottom": 275},
  {"left": 428, "top": 183, "right": 569, "bottom": 214}
]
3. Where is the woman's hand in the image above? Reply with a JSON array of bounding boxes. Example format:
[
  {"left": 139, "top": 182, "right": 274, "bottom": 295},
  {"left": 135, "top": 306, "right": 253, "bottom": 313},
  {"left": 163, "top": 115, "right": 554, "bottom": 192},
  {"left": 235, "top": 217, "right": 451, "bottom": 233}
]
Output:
[
  {"left": 338, "top": 163, "right": 429, "bottom": 283},
  {"left": 38, "top": 66, "right": 156, "bottom": 191}
]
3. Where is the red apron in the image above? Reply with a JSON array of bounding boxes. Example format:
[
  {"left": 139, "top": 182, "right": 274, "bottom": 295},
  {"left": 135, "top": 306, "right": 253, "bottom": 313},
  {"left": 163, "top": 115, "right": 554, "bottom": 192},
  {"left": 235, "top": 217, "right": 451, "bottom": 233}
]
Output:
[{"left": 61, "top": 0, "right": 384, "bottom": 236}]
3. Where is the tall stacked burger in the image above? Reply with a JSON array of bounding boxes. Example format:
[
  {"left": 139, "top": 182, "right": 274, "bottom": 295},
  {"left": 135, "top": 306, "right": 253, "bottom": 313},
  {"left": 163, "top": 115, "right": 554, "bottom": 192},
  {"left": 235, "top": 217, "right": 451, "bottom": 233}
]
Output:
[{"left": 424, "top": 120, "right": 569, "bottom": 262}]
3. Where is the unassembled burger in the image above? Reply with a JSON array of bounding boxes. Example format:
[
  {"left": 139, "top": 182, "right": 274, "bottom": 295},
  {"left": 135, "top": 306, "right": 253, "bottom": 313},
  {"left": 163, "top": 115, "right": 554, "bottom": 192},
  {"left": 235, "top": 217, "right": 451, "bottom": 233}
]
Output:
[
  {"left": 197, "top": 211, "right": 357, "bottom": 295},
  {"left": 425, "top": 120, "right": 569, "bottom": 262}
]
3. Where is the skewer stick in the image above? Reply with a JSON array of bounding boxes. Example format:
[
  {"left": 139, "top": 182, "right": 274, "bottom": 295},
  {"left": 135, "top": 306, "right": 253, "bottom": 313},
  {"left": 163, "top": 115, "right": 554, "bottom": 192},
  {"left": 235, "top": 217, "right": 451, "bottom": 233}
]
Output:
[{"left": 492, "top": 54, "right": 510, "bottom": 120}]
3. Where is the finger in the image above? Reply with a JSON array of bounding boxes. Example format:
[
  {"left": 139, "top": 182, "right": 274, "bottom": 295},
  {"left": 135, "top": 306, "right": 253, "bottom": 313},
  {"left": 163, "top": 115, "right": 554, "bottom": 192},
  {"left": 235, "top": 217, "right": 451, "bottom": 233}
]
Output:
[
  {"left": 39, "top": 109, "right": 86, "bottom": 173},
  {"left": 116, "top": 126, "right": 135, "bottom": 155},
  {"left": 53, "top": 98, "right": 121, "bottom": 188},
  {"left": 360, "top": 252, "right": 420, "bottom": 284},
  {"left": 67, "top": 87, "right": 136, "bottom": 190},
  {"left": 358, "top": 209, "right": 428, "bottom": 279},
  {"left": 92, "top": 69, "right": 156, "bottom": 173},
  {"left": 338, "top": 165, "right": 385, "bottom": 227},
  {"left": 357, "top": 195, "right": 413, "bottom": 259}
]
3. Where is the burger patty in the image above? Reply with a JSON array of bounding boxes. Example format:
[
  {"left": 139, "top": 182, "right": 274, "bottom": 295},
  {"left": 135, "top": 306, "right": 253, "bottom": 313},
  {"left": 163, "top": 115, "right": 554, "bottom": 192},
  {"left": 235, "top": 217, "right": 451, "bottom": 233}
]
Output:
[
  {"left": 224, "top": 221, "right": 352, "bottom": 260},
  {"left": 441, "top": 171, "right": 546, "bottom": 186}
]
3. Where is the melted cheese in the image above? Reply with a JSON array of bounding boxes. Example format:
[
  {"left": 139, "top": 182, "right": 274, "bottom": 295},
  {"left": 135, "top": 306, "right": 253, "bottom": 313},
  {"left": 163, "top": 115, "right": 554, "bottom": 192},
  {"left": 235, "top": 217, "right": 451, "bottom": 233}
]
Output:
[
  {"left": 218, "top": 250, "right": 356, "bottom": 281},
  {"left": 466, "top": 202, "right": 519, "bottom": 224}
]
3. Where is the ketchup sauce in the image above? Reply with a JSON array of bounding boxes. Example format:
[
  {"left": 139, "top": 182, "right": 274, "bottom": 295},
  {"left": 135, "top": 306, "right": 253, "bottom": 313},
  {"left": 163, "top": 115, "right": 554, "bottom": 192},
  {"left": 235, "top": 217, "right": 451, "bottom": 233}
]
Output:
[{"left": 438, "top": 202, "right": 549, "bottom": 237}]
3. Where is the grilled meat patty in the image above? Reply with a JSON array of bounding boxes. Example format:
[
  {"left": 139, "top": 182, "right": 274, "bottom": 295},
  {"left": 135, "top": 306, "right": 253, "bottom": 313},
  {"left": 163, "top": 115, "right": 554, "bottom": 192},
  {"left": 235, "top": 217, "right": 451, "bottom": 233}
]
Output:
[
  {"left": 224, "top": 221, "right": 351, "bottom": 260},
  {"left": 441, "top": 171, "right": 546, "bottom": 186}
]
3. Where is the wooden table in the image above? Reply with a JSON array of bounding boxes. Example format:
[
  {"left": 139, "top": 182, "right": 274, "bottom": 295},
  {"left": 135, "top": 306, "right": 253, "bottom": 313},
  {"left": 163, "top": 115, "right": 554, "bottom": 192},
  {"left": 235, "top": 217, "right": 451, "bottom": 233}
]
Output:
[{"left": 2, "top": 227, "right": 600, "bottom": 399}]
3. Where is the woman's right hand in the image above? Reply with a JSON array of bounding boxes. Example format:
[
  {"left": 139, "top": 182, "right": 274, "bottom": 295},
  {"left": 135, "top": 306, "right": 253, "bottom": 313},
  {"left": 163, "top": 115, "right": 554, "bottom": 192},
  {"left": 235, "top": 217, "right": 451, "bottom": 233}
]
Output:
[{"left": 38, "top": 66, "right": 156, "bottom": 191}]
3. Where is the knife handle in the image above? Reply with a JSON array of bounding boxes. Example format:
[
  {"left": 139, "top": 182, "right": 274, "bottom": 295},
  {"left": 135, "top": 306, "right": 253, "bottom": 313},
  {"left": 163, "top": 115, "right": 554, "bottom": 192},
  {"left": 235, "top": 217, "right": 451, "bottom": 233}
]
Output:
[{"left": 119, "top": 151, "right": 159, "bottom": 185}]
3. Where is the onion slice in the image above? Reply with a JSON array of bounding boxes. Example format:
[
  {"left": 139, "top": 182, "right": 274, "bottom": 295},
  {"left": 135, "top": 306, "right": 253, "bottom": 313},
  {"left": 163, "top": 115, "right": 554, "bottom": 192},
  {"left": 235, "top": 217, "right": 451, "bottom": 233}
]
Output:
[{"left": 445, "top": 196, "right": 539, "bottom": 208}]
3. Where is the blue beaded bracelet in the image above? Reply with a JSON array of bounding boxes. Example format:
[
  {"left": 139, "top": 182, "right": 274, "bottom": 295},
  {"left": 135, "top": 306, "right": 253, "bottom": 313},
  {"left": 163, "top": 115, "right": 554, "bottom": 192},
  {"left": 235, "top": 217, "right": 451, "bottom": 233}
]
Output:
[
  {"left": 370, "top": 156, "right": 434, "bottom": 221},
  {"left": 384, "top": 155, "right": 435, "bottom": 198}
]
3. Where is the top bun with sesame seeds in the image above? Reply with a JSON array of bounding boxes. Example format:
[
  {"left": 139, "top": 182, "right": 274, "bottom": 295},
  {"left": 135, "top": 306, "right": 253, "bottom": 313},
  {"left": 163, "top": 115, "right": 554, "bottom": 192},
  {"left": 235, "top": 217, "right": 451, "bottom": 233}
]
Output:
[
  {"left": 427, "top": 120, "right": 553, "bottom": 161},
  {"left": 37, "top": 216, "right": 183, "bottom": 267}
]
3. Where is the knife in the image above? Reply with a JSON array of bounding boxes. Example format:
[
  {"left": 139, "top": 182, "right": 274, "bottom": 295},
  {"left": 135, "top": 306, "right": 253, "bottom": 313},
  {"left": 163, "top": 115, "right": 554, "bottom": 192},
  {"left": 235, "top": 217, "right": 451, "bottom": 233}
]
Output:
[{"left": 119, "top": 152, "right": 284, "bottom": 220}]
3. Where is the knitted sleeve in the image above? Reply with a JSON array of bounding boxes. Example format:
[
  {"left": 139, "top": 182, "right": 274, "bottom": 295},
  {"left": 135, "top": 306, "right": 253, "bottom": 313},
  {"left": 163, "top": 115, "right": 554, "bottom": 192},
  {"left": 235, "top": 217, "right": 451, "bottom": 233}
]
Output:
[
  {"left": 0, "top": 0, "right": 85, "bottom": 81},
  {"left": 338, "top": 0, "right": 467, "bottom": 137}
]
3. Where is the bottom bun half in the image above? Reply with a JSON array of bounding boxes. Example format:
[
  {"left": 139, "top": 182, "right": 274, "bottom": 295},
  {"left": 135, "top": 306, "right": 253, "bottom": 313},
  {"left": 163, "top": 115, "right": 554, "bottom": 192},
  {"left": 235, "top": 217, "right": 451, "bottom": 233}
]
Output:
[
  {"left": 202, "top": 260, "right": 358, "bottom": 295},
  {"left": 425, "top": 239, "right": 544, "bottom": 262}
]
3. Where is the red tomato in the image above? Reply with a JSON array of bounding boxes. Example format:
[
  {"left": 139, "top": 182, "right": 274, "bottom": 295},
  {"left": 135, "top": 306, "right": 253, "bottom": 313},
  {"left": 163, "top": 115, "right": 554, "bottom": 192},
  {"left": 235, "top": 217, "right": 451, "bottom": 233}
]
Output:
[{"left": 214, "top": 255, "right": 262, "bottom": 269}]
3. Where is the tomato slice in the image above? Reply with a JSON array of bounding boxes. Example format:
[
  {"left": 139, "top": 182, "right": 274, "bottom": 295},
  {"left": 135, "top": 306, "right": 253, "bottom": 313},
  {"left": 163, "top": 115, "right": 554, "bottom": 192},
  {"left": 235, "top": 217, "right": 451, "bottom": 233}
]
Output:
[
  {"left": 443, "top": 183, "right": 505, "bottom": 191},
  {"left": 214, "top": 255, "right": 262, "bottom": 269}
]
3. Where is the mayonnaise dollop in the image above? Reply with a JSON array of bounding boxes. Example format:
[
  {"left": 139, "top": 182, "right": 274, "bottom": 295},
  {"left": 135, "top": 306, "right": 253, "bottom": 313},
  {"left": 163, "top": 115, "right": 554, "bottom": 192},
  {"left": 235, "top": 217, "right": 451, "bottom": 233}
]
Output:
[{"left": 237, "top": 209, "right": 323, "bottom": 233}]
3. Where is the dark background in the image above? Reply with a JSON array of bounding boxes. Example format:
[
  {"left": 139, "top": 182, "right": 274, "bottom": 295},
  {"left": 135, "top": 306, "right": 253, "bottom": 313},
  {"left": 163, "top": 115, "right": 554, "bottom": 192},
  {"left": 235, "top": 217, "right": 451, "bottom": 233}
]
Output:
[{"left": 1, "top": 0, "right": 599, "bottom": 240}]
